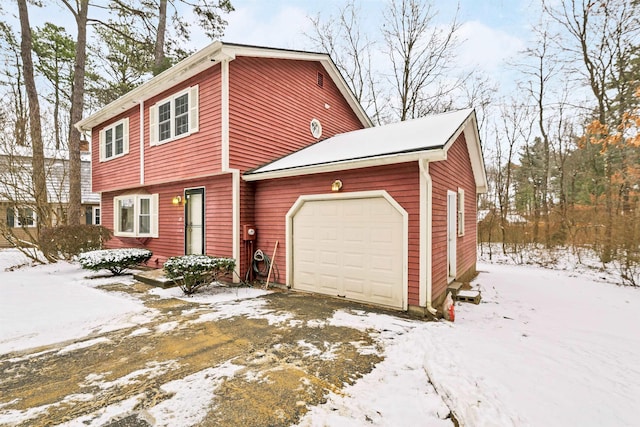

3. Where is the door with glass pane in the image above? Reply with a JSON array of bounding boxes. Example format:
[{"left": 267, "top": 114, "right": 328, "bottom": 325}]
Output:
[{"left": 185, "top": 188, "right": 204, "bottom": 255}]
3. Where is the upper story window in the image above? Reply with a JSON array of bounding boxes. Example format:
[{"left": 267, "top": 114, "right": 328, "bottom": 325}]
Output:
[
  {"left": 99, "top": 118, "right": 129, "bottom": 161},
  {"left": 150, "top": 85, "right": 199, "bottom": 146},
  {"left": 113, "top": 194, "right": 158, "bottom": 238}
]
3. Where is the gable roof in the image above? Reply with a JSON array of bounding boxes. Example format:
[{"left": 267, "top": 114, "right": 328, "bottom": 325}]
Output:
[
  {"left": 76, "top": 42, "right": 372, "bottom": 131},
  {"left": 244, "top": 108, "right": 488, "bottom": 193}
]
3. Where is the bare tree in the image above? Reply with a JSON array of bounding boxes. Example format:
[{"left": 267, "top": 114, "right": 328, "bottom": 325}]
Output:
[
  {"left": 307, "top": 0, "right": 385, "bottom": 123},
  {"left": 518, "top": 26, "right": 562, "bottom": 247},
  {"left": 543, "top": 0, "right": 640, "bottom": 261},
  {"left": 382, "top": 0, "right": 463, "bottom": 120},
  {"left": 17, "top": 0, "right": 50, "bottom": 230},
  {"left": 494, "top": 100, "right": 534, "bottom": 254}
]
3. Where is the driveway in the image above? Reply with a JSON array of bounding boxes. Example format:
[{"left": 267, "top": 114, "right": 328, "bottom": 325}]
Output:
[{"left": 0, "top": 281, "right": 436, "bottom": 426}]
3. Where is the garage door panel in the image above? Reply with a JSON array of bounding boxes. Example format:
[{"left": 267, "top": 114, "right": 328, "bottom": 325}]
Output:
[
  {"left": 292, "top": 196, "right": 404, "bottom": 309},
  {"left": 318, "top": 273, "right": 340, "bottom": 292},
  {"left": 319, "top": 250, "right": 339, "bottom": 267}
]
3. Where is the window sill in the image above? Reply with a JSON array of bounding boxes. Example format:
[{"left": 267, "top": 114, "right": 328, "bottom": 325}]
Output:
[
  {"left": 101, "top": 151, "right": 128, "bottom": 162},
  {"left": 151, "top": 131, "right": 193, "bottom": 147}
]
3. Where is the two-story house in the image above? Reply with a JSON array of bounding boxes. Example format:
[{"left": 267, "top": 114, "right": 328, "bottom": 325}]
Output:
[{"left": 76, "top": 42, "right": 486, "bottom": 316}]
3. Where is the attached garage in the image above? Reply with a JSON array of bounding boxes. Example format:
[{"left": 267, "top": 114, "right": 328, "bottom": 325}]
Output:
[
  {"left": 288, "top": 192, "right": 407, "bottom": 310},
  {"left": 246, "top": 108, "right": 487, "bottom": 316}
]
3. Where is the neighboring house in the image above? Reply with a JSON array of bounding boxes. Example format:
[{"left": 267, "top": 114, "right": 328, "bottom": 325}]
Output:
[
  {"left": 76, "top": 42, "right": 487, "bottom": 316},
  {"left": 0, "top": 148, "right": 101, "bottom": 247}
]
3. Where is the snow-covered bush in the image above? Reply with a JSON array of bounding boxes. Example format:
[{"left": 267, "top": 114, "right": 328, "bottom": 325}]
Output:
[
  {"left": 78, "top": 248, "right": 152, "bottom": 276},
  {"left": 163, "top": 255, "right": 235, "bottom": 295}
]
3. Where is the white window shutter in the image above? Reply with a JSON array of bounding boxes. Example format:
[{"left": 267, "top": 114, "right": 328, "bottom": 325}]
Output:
[
  {"left": 149, "top": 104, "right": 158, "bottom": 146},
  {"left": 99, "top": 129, "right": 105, "bottom": 161},
  {"left": 122, "top": 118, "right": 130, "bottom": 155},
  {"left": 189, "top": 85, "right": 199, "bottom": 133},
  {"left": 150, "top": 193, "right": 159, "bottom": 238}
]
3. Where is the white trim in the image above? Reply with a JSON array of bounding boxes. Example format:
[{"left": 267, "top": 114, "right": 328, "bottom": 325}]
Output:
[
  {"left": 231, "top": 170, "right": 240, "bottom": 283},
  {"left": 462, "top": 113, "right": 488, "bottom": 193},
  {"left": 447, "top": 190, "right": 458, "bottom": 283},
  {"left": 221, "top": 59, "right": 230, "bottom": 171},
  {"left": 285, "top": 190, "right": 408, "bottom": 310},
  {"left": 184, "top": 186, "right": 205, "bottom": 254},
  {"left": 219, "top": 56, "right": 241, "bottom": 282},
  {"left": 150, "top": 85, "right": 198, "bottom": 146},
  {"left": 139, "top": 101, "right": 145, "bottom": 185},
  {"left": 418, "top": 160, "right": 437, "bottom": 314},
  {"left": 99, "top": 118, "right": 129, "bottom": 162},
  {"left": 244, "top": 150, "right": 447, "bottom": 182},
  {"left": 457, "top": 187, "right": 465, "bottom": 236},
  {"left": 92, "top": 205, "right": 101, "bottom": 226},
  {"left": 113, "top": 194, "right": 158, "bottom": 238}
]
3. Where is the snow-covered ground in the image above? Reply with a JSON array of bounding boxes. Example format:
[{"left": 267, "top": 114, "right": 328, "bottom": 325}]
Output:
[{"left": 1, "top": 248, "right": 639, "bottom": 426}]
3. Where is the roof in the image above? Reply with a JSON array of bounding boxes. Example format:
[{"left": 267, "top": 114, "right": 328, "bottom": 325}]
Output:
[
  {"left": 244, "top": 108, "right": 488, "bottom": 193},
  {"left": 0, "top": 151, "right": 99, "bottom": 204},
  {"left": 76, "top": 42, "right": 372, "bottom": 131}
]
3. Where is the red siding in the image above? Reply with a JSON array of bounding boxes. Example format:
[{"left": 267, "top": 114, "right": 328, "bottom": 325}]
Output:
[
  {"left": 228, "top": 57, "right": 365, "bottom": 172},
  {"left": 253, "top": 163, "right": 422, "bottom": 306},
  {"left": 92, "top": 109, "right": 141, "bottom": 193},
  {"left": 91, "top": 66, "right": 223, "bottom": 193},
  {"left": 430, "top": 133, "right": 478, "bottom": 301},
  {"left": 102, "top": 174, "right": 233, "bottom": 266},
  {"left": 144, "top": 67, "right": 223, "bottom": 184}
]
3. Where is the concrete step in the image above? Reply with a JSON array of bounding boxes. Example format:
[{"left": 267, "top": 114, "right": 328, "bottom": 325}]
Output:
[
  {"left": 456, "top": 289, "right": 481, "bottom": 304},
  {"left": 446, "top": 281, "right": 464, "bottom": 299},
  {"left": 133, "top": 269, "right": 176, "bottom": 288}
]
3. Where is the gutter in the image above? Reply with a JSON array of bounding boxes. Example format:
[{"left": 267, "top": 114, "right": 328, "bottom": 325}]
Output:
[{"left": 419, "top": 159, "right": 438, "bottom": 316}]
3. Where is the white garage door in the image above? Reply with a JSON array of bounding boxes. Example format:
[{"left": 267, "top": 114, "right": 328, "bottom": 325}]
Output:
[{"left": 292, "top": 195, "right": 405, "bottom": 309}]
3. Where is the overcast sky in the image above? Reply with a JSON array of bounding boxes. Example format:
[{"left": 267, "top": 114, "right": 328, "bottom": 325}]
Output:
[{"left": 216, "top": 0, "right": 529, "bottom": 73}]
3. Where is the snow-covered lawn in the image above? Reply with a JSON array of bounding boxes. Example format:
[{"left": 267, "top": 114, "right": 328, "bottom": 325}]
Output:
[{"left": 1, "top": 248, "right": 639, "bottom": 426}]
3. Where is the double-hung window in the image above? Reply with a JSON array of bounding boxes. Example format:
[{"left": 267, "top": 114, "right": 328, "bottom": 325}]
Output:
[
  {"left": 150, "top": 85, "right": 199, "bottom": 145},
  {"left": 99, "top": 118, "right": 129, "bottom": 161},
  {"left": 113, "top": 194, "right": 159, "bottom": 238}
]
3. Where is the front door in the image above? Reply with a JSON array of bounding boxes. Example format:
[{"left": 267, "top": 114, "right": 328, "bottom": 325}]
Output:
[
  {"left": 185, "top": 188, "right": 204, "bottom": 255},
  {"left": 447, "top": 190, "right": 457, "bottom": 282}
]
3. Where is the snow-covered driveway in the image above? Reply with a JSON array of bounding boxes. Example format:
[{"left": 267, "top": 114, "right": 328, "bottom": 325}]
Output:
[{"left": 1, "top": 249, "right": 639, "bottom": 426}]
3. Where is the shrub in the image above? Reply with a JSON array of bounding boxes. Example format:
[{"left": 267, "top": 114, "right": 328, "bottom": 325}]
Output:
[
  {"left": 40, "top": 225, "right": 113, "bottom": 261},
  {"left": 78, "top": 248, "right": 152, "bottom": 275},
  {"left": 163, "top": 255, "right": 235, "bottom": 295}
]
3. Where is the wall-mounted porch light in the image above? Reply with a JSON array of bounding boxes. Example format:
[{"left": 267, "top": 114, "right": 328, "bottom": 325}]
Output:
[
  {"left": 172, "top": 195, "right": 182, "bottom": 205},
  {"left": 331, "top": 179, "right": 343, "bottom": 192}
]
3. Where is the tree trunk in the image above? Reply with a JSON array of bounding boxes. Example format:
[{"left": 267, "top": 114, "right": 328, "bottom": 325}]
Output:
[
  {"left": 67, "top": 0, "right": 89, "bottom": 226},
  {"left": 17, "top": 0, "right": 50, "bottom": 229},
  {"left": 153, "top": 0, "right": 167, "bottom": 74}
]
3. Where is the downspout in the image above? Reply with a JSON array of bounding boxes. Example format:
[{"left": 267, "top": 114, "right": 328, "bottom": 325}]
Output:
[
  {"left": 139, "top": 101, "right": 145, "bottom": 185},
  {"left": 419, "top": 159, "right": 438, "bottom": 316},
  {"left": 220, "top": 55, "right": 241, "bottom": 283}
]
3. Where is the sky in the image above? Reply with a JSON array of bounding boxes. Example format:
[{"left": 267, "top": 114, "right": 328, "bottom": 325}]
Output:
[
  {"left": 17, "top": 0, "right": 530, "bottom": 87},
  {"left": 214, "top": 0, "right": 529, "bottom": 74}
]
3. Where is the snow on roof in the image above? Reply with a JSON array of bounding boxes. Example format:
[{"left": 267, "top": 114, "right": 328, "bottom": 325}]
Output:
[{"left": 246, "top": 109, "right": 474, "bottom": 176}]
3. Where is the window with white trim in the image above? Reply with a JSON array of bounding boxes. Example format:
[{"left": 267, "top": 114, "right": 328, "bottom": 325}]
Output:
[
  {"left": 99, "top": 118, "right": 129, "bottom": 161},
  {"left": 113, "top": 194, "right": 159, "bottom": 237},
  {"left": 457, "top": 188, "right": 465, "bottom": 236},
  {"left": 6, "top": 207, "right": 36, "bottom": 228},
  {"left": 149, "top": 85, "right": 199, "bottom": 145}
]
